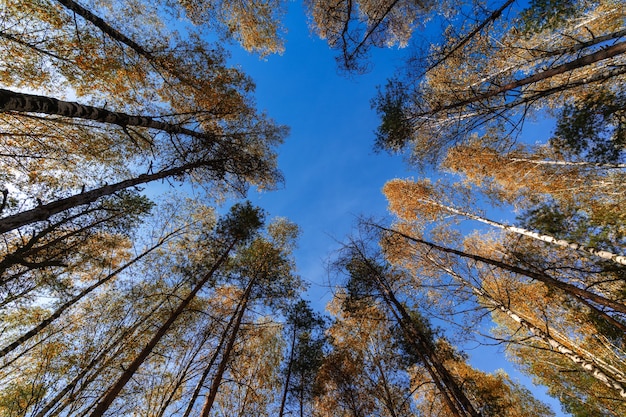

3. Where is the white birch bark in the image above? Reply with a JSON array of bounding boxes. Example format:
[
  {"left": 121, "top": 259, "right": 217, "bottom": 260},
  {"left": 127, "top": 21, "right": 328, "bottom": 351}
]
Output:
[
  {"left": 421, "top": 198, "right": 626, "bottom": 266},
  {"left": 431, "top": 259, "right": 626, "bottom": 397}
]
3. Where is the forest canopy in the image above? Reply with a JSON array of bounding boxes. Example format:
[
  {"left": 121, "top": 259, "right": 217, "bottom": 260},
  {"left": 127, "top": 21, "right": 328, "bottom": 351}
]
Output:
[{"left": 0, "top": 1, "right": 624, "bottom": 416}]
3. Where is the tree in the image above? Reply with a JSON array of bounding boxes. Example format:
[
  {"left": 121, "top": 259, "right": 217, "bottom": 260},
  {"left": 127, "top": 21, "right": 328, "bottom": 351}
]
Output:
[
  {"left": 372, "top": 223, "right": 626, "bottom": 317},
  {"left": 331, "top": 230, "right": 555, "bottom": 417},
  {"left": 383, "top": 178, "right": 626, "bottom": 265},
  {"left": 197, "top": 216, "right": 302, "bottom": 417},
  {"left": 88, "top": 202, "right": 265, "bottom": 417},
  {"left": 279, "top": 299, "right": 327, "bottom": 417},
  {"left": 372, "top": 0, "right": 626, "bottom": 164},
  {"left": 375, "top": 215, "right": 626, "bottom": 412},
  {"left": 337, "top": 237, "right": 482, "bottom": 417}
]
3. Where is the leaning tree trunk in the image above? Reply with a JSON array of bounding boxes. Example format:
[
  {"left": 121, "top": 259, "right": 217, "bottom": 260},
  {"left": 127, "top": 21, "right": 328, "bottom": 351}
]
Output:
[
  {"left": 32, "top": 296, "right": 171, "bottom": 417},
  {"left": 418, "top": 198, "right": 626, "bottom": 266},
  {"left": 508, "top": 157, "right": 626, "bottom": 169},
  {"left": 431, "top": 257, "right": 626, "bottom": 397},
  {"left": 181, "top": 297, "right": 245, "bottom": 417},
  {"left": 382, "top": 283, "right": 481, "bottom": 417},
  {"left": 375, "top": 224, "right": 626, "bottom": 316},
  {"left": 0, "top": 231, "right": 178, "bottom": 359},
  {"left": 278, "top": 323, "right": 298, "bottom": 417},
  {"left": 88, "top": 240, "right": 237, "bottom": 417},
  {"left": 55, "top": 0, "right": 154, "bottom": 62},
  {"left": 0, "top": 160, "right": 211, "bottom": 234},
  {"left": 199, "top": 278, "right": 255, "bottom": 417},
  {"left": 352, "top": 248, "right": 481, "bottom": 417},
  {"left": 418, "top": 41, "right": 626, "bottom": 117},
  {"left": 0, "top": 88, "right": 212, "bottom": 141}
]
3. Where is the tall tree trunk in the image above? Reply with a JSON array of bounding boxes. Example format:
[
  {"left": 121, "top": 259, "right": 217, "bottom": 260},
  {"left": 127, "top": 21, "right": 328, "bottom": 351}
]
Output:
[
  {"left": 199, "top": 278, "right": 255, "bottom": 417},
  {"left": 33, "top": 296, "right": 170, "bottom": 417},
  {"left": 508, "top": 157, "right": 626, "bottom": 169},
  {"left": 88, "top": 241, "right": 237, "bottom": 417},
  {"left": 278, "top": 324, "right": 298, "bottom": 417},
  {"left": 0, "top": 88, "right": 212, "bottom": 141},
  {"left": 55, "top": 0, "right": 154, "bottom": 62},
  {"left": 154, "top": 324, "right": 218, "bottom": 417},
  {"left": 382, "top": 283, "right": 480, "bottom": 417},
  {"left": 373, "top": 358, "right": 400, "bottom": 417},
  {"left": 181, "top": 296, "right": 245, "bottom": 417},
  {"left": 431, "top": 257, "right": 626, "bottom": 397},
  {"left": 374, "top": 224, "right": 626, "bottom": 316},
  {"left": 351, "top": 246, "right": 480, "bottom": 417},
  {"left": 417, "top": 197, "right": 626, "bottom": 266},
  {"left": 54, "top": 0, "right": 193, "bottom": 88},
  {"left": 0, "top": 231, "right": 178, "bottom": 358},
  {"left": 0, "top": 160, "right": 212, "bottom": 234},
  {"left": 417, "top": 41, "right": 626, "bottom": 117}
]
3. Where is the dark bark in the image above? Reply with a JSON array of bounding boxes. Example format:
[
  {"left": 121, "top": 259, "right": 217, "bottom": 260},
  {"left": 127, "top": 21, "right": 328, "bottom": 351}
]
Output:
[
  {"left": 55, "top": 0, "right": 154, "bottom": 61},
  {"left": 0, "top": 160, "right": 211, "bottom": 234},
  {"left": 181, "top": 298, "right": 245, "bottom": 417},
  {"left": 0, "top": 88, "right": 214, "bottom": 141},
  {"left": 348, "top": 242, "right": 481, "bottom": 417},
  {"left": 373, "top": 224, "right": 626, "bottom": 315},
  {"left": 199, "top": 278, "right": 255, "bottom": 417},
  {"left": 89, "top": 240, "right": 237, "bottom": 417},
  {"left": 423, "top": 0, "right": 516, "bottom": 76},
  {"left": 278, "top": 324, "right": 297, "bottom": 417}
]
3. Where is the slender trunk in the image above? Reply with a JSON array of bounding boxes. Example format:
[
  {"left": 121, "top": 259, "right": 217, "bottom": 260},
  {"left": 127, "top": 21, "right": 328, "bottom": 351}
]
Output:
[
  {"left": 388, "top": 290, "right": 479, "bottom": 417},
  {"left": 55, "top": 0, "right": 154, "bottom": 62},
  {"left": 432, "top": 258, "right": 626, "bottom": 397},
  {"left": 278, "top": 324, "right": 298, "bottom": 417},
  {"left": 373, "top": 358, "right": 400, "bottom": 417},
  {"left": 181, "top": 297, "right": 245, "bottom": 417},
  {"left": 88, "top": 241, "right": 236, "bottom": 417},
  {"left": 424, "top": 0, "right": 515, "bottom": 75},
  {"left": 418, "top": 41, "right": 626, "bottom": 116},
  {"left": 508, "top": 157, "right": 626, "bottom": 169},
  {"left": 420, "top": 198, "right": 626, "bottom": 266},
  {"left": 0, "top": 88, "right": 212, "bottom": 141},
  {"left": 375, "top": 224, "right": 626, "bottom": 315},
  {"left": 0, "top": 160, "right": 210, "bottom": 234},
  {"left": 54, "top": 0, "right": 192, "bottom": 87},
  {"left": 0, "top": 231, "right": 178, "bottom": 358},
  {"left": 200, "top": 278, "right": 255, "bottom": 417},
  {"left": 154, "top": 325, "right": 217, "bottom": 417},
  {"left": 353, "top": 249, "right": 479, "bottom": 417},
  {"left": 33, "top": 297, "right": 169, "bottom": 417}
]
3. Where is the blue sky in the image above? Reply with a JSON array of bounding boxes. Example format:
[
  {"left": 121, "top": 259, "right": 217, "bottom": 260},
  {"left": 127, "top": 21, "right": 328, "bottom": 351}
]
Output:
[{"left": 220, "top": 2, "right": 568, "bottom": 416}]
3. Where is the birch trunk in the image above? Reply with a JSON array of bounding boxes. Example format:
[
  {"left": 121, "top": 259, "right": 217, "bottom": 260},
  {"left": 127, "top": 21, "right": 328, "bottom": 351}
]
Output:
[
  {"left": 374, "top": 224, "right": 626, "bottom": 315},
  {"left": 421, "top": 199, "right": 626, "bottom": 266},
  {"left": 0, "top": 161, "right": 209, "bottom": 234},
  {"left": 0, "top": 88, "right": 212, "bottom": 141},
  {"left": 432, "top": 258, "right": 626, "bottom": 397},
  {"left": 508, "top": 157, "right": 626, "bottom": 169},
  {"left": 417, "top": 41, "right": 626, "bottom": 117}
]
